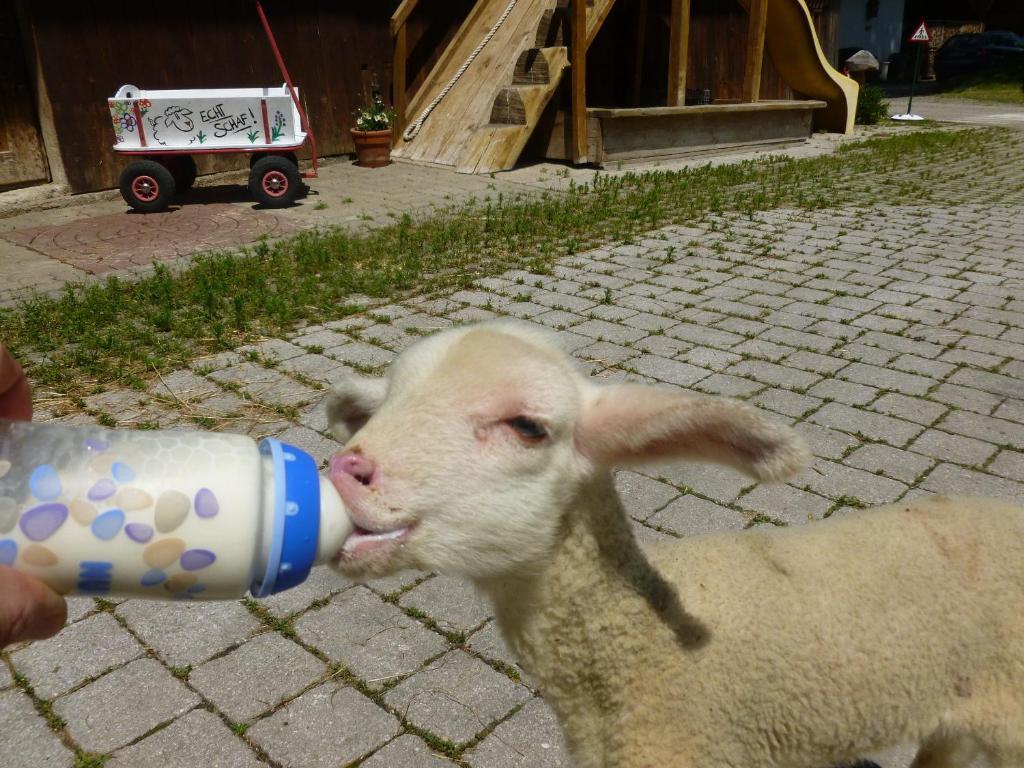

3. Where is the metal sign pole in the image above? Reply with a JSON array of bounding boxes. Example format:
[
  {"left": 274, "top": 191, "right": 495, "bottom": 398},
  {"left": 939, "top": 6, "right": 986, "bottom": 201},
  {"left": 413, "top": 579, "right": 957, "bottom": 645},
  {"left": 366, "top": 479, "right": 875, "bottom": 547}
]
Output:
[{"left": 906, "top": 43, "right": 921, "bottom": 116}]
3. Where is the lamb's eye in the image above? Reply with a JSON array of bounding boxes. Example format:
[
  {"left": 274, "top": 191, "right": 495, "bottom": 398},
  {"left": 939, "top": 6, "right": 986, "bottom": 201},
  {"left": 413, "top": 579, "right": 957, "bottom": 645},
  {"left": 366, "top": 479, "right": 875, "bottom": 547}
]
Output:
[{"left": 506, "top": 416, "right": 547, "bottom": 441}]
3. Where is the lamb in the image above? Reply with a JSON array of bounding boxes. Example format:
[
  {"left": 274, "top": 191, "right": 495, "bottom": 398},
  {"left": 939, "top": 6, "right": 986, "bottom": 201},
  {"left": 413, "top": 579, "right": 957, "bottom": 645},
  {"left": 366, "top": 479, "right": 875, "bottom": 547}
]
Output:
[{"left": 323, "top": 319, "right": 1024, "bottom": 768}]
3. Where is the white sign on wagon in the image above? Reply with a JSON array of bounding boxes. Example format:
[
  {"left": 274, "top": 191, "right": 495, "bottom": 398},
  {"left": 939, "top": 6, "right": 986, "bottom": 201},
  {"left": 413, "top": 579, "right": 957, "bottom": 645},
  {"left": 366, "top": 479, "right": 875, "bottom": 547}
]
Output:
[{"left": 109, "top": 84, "right": 306, "bottom": 152}]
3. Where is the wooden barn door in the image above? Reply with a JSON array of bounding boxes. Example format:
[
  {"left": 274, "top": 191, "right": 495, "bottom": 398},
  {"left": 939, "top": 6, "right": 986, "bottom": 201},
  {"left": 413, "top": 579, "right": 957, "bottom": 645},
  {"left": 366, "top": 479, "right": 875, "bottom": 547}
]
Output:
[{"left": 0, "top": 4, "right": 49, "bottom": 190}]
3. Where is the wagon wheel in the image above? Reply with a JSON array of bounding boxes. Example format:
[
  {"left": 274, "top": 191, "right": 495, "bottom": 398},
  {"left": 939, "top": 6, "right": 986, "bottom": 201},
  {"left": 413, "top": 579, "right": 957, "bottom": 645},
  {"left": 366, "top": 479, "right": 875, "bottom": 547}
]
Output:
[
  {"left": 119, "top": 160, "right": 176, "bottom": 213},
  {"left": 249, "top": 155, "right": 301, "bottom": 208}
]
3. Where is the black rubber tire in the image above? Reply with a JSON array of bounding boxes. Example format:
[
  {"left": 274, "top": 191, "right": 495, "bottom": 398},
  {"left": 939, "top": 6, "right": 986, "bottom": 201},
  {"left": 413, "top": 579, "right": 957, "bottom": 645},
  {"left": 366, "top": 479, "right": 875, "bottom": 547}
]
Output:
[
  {"left": 170, "top": 156, "right": 197, "bottom": 194},
  {"left": 119, "top": 160, "right": 176, "bottom": 213},
  {"left": 249, "top": 155, "right": 301, "bottom": 208}
]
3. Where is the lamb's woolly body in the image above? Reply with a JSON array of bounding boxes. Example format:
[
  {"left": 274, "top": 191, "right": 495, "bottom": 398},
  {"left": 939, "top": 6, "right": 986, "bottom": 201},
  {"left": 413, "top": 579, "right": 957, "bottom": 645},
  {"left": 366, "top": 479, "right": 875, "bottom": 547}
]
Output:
[
  {"left": 485, "top": 489, "right": 1024, "bottom": 767},
  {"left": 325, "top": 321, "right": 1024, "bottom": 768}
]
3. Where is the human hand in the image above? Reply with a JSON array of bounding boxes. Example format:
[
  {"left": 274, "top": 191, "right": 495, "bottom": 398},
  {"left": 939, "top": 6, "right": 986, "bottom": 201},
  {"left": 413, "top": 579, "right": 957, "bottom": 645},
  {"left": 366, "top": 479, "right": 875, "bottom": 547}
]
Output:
[
  {"left": 0, "top": 344, "right": 66, "bottom": 647},
  {"left": 0, "top": 567, "right": 67, "bottom": 647},
  {"left": 0, "top": 344, "right": 32, "bottom": 420}
]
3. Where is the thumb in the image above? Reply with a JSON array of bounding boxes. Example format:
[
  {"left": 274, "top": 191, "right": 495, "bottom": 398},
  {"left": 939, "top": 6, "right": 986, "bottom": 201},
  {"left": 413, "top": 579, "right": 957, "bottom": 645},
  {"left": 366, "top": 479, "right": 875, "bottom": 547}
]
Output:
[{"left": 0, "top": 566, "right": 68, "bottom": 647}]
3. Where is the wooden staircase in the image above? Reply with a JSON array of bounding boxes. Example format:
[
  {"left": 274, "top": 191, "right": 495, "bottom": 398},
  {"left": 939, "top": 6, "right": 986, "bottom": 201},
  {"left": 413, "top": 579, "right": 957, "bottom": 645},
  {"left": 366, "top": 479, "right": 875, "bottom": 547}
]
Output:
[{"left": 392, "top": 0, "right": 615, "bottom": 174}]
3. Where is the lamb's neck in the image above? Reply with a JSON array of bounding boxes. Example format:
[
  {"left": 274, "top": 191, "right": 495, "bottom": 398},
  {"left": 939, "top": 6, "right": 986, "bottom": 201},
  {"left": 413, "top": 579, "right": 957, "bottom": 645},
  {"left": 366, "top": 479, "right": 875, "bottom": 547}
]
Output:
[{"left": 478, "top": 474, "right": 702, "bottom": 763}]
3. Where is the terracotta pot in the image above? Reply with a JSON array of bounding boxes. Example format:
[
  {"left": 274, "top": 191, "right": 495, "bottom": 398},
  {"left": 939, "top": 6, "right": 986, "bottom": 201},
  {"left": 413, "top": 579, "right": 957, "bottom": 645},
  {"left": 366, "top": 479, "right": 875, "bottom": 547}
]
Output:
[{"left": 350, "top": 128, "right": 392, "bottom": 168}]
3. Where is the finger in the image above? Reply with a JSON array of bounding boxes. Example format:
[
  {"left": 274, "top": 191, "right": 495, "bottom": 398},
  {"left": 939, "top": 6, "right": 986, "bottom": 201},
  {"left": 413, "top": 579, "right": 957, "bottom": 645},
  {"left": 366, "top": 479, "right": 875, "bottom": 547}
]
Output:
[
  {"left": 0, "top": 567, "right": 68, "bottom": 647},
  {"left": 0, "top": 346, "right": 32, "bottom": 421}
]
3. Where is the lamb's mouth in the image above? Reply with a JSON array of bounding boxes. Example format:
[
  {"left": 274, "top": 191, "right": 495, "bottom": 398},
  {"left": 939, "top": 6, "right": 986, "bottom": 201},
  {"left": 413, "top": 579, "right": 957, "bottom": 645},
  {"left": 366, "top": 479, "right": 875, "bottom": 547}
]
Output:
[{"left": 336, "top": 522, "right": 413, "bottom": 562}]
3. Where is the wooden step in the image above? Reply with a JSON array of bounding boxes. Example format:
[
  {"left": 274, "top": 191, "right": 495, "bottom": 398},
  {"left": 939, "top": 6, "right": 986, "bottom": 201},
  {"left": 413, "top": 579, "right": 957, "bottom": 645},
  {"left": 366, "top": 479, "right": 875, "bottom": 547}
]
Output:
[
  {"left": 535, "top": 8, "right": 567, "bottom": 46},
  {"left": 512, "top": 48, "right": 551, "bottom": 85},
  {"left": 490, "top": 87, "right": 527, "bottom": 125}
]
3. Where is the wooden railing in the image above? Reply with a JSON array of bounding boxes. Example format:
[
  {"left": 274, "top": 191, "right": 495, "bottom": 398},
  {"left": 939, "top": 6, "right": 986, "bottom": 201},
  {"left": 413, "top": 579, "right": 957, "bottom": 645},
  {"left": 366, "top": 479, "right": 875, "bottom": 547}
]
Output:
[{"left": 391, "top": 0, "right": 421, "bottom": 136}]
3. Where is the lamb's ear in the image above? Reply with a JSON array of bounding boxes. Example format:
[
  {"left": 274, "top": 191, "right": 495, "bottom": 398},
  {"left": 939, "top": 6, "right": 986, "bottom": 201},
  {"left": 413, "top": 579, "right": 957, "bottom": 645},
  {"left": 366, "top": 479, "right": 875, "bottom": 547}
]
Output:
[
  {"left": 575, "top": 384, "right": 809, "bottom": 482},
  {"left": 326, "top": 375, "right": 388, "bottom": 443}
]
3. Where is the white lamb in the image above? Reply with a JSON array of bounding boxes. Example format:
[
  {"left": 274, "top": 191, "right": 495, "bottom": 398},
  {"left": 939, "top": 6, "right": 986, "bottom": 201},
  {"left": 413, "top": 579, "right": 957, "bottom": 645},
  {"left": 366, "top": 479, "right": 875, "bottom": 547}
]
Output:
[{"left": 324, "top": 320, "right": 1024, "bottom": 768}]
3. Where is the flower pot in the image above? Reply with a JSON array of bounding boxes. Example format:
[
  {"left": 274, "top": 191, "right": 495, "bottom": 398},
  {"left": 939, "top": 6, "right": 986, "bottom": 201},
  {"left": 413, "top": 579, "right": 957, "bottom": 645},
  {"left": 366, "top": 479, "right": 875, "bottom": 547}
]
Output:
[{"left": 350, "top": 128, "right": 392, "bottom": 168}]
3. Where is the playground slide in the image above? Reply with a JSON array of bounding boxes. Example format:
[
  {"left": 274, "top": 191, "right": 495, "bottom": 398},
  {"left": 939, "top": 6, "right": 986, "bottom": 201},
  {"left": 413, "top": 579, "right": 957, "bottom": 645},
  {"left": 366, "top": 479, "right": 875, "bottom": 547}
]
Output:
[{"left": 739, "top": 0, "right": 859, "bottom": 134}]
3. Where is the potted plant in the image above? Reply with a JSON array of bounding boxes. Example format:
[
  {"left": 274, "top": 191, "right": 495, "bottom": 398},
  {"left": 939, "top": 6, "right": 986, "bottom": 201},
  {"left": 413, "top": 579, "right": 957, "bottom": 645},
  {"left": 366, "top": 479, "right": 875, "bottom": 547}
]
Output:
[{"left": 351, "top": 93, "right": 394, "bottom": 168}]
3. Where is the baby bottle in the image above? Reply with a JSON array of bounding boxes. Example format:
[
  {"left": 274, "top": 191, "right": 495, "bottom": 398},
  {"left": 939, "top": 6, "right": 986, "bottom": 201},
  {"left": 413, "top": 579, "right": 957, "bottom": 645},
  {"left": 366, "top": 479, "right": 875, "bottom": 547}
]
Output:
[{"left": 0, "top": 419, "right": 351, "bottom": 600}]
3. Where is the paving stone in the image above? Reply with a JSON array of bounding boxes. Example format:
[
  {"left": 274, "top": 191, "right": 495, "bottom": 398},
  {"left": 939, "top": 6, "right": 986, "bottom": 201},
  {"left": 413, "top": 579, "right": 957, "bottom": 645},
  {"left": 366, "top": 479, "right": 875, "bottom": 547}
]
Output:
[
  {"left": 9, "top": 612, "right": 143, "bottom": 699},
  {"left": 329, "top": 341, "right": 396, "bottom": 368},
  {"left": 360, "top": 734, "right": 459, "bottom": 767},
  {"left": 927, "top": 383, "right": 1001, "bottom": 415},
  {"left": 644, "top": 462, "right": 750, "bottom": 505},
  {"left": 760, "top": 326, "right": 839, "bottom": 354},
  {"left": 291, "top": 328, "right": 351, "bottom": 350},
  {"left": 890, "top": 353, "right": 957, "bottom": 380},
  {"left": 295, "top": 586, "right": 447, "bottom": 686},
  {"left": 65, "top": 597, "right": 96, "bottom": 624},
  {"left": 835, "top": 342, "right": 897, "bottom": 366},
  {"left": 364, "top": 569, "right": 431, "bottom": 595},
  {"left": 808, "top": 402, "right": 923, "bottom": 446},
  {"left": 736, "top": 484, "right": 832, "bottom": 524},
  {"left": 55, "top": 658, "right": 199, "bottom": 754},
  {"left": 533, "top": 309, "right": 585, "bottom": 329},
  {"left": 845, "top": 444, "right": 935, "bottom": 485},
  {"left": 278, "top": 353, "right": 346, "bottom": 383},
  {"left": 783, "top": 350, "right": 848, "bottom": 375},
  {"left": 116, "top": 599, "right": 259, "bottom": 668},
  {"left": 575, "top": 340, "right": 639, "bottom": 368},
  {"left": 947, "top": 368, "right": 1024, "bottom": 400},
  {"left": 921, "top": 463, "right": 1024, "bottom": 503},
  {"left": 384, "top": 650, "right": 531, "bottom": 745},
  {"left": 466, "top": 621, "right": 528, "bottom": 682},
  {"left": 190, "top": 632, "right": 326, "bottom": 723},
  {"left": 0, "top": 661, "right": 11, "bottom": 690},
  {"left": 630, "top": 354, "right": 711, "bottom": 387},
  {"left": 837, "top": 362, "right": 936, "bottom": 396},
  {"left": 665, "top": 322, "right": 745, "bottom": 349},
  {"left": 273, "top": 424, "right": 342, "bottom": 465},
  {"left": 237, "top": 338, "right": 307, "bottom": 362},
  {"left": 803, "top": 459, "right": 908, "bottom": 506},
  {"left": 731, "top": 338, "right": 794, "bottom": 362},
  {"left": 693, "top": 373, "right": 764, "bottom": 398},
  {"left": 677, "top": 346, "right": 743, "bottom": 371},
  {"left": 634, "top": 334, "right": 692, "bottom": 359},
  {"left": 726, "top": 360, "right": 819, "bottom": 390},
  {"left": 615, "top": 470, "right": 679, "bottom": 521},
  {"left": 752, "top": 388, "right": 822, "bottom": 418},
  {"left": 806, "top": 378, "right": 878, "bottom": 406},
  {"left": 622, "top": 311, "right": 677, "bottom": 332},
  {"left": 993, "top": 399, "right": 1024, "bottom": 424},
  {"left": 256, "top": 565, "right": 352, "bottom": 617},
  {"left": 939, "top": 410, "right": 1024, "bottom": 451},
  {"left": 107, "top": 708, "right": 263, "bottom": 768},
  {"left": 148, "top": 368, "right": 222, "bottom": 402},
  {"left": 988, "top": 450, "right": 1024, "bottom": 482},
  {"left": 248, "top": 683, "right": 400, "bottom": 768},
  {"left": 400, "top": 576, "right": 493, "bottom": 634},
  {"left": 0, "top": 689, "right": 74, "bottom": 768},
  {"left": 464, "top": 697, "right": 574, "bottom": 768},
  {"left": 869, "top": 393, "right": 947, "bottom": 426},
  {"left": 646, "top": 495, "right": 746, "bottom": 536},
  {"left": 909, "top": 429, "right": 998, "bottom": 467}
]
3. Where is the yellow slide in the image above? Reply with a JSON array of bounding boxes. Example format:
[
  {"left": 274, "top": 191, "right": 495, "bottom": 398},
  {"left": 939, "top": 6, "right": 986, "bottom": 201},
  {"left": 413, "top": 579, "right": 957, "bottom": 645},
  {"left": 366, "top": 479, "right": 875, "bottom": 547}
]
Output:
[{"left": 738, "top": 0, "right": 859, "bottom": 133}]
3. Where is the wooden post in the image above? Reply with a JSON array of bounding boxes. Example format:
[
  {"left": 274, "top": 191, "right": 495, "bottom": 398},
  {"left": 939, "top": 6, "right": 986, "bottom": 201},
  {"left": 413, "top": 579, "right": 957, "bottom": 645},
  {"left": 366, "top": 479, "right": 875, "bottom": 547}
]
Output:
[
  {"left": 630, "top": 0, "right": 648, "bottom": 107},
  {"left": 666, "top": 0, "right": 690, "bottom": 107},
  {"left": 742, "top": 0, "right": 768, "bottom": 103},
  {"left": 570, "top": 0, "right": 587, "bottom": 163},
  {"left": 393, "top": 23, "right": 407, "bottom": 135}
]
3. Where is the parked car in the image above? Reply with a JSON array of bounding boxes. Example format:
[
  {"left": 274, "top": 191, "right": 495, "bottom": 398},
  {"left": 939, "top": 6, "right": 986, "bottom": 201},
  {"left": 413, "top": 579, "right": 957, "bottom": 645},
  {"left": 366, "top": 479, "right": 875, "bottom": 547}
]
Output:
[{"left": 934, "top": 31, "right": 1024, "bottom": 80}]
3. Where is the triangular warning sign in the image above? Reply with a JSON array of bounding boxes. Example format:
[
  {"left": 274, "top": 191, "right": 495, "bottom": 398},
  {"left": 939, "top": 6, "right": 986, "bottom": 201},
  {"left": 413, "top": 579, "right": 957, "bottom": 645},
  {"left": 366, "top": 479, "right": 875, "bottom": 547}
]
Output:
[{"left": 908, "top": 21, "right": 930, "bottom": 43}]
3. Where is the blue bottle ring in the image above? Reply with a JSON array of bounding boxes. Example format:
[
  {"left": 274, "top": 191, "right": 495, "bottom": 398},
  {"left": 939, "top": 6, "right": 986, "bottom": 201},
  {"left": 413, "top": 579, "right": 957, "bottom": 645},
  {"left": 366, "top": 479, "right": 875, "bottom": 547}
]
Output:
[{"left": 250, "top": 439, "right": 321, "bottom": 597}]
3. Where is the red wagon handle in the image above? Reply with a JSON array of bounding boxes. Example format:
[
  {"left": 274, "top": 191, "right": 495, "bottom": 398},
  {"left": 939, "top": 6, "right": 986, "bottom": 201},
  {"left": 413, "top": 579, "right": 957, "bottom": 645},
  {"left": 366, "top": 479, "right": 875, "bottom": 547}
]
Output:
[{"left": 256, "top": 1, "right": 318, "bottom": 178}]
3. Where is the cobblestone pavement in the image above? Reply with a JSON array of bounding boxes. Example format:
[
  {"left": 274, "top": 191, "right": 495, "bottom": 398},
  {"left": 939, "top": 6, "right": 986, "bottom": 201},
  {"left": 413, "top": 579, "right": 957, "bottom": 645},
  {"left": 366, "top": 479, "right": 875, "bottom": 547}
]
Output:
[{"left": 3, "top": 129, "right": 1024, "bottom": 766}]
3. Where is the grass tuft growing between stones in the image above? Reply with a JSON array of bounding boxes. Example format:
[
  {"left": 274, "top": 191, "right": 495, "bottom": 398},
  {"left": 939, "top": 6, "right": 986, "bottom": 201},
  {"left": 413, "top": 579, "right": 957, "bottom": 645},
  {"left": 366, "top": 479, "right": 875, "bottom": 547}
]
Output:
[{"left": 1, "top": 129, "right": 1015, "bottom": 399}]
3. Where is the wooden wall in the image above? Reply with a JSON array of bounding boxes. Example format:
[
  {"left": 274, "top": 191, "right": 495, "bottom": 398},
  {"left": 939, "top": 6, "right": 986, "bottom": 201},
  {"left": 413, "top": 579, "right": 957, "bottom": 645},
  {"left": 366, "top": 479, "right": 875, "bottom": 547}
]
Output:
[
  {"left": 25, "top": 1, "right": 406, "bottom": 193},
  {"left": 587, "top": 0, "right": 793, "bottom": 108}
]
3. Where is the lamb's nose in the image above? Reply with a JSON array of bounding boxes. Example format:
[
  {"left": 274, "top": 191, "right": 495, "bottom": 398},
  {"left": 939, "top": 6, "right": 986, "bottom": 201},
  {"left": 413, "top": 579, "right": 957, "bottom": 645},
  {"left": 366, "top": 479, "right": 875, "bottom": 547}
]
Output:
[{"left": 330, "top": 452, "right": 377, "bottom": 487}]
